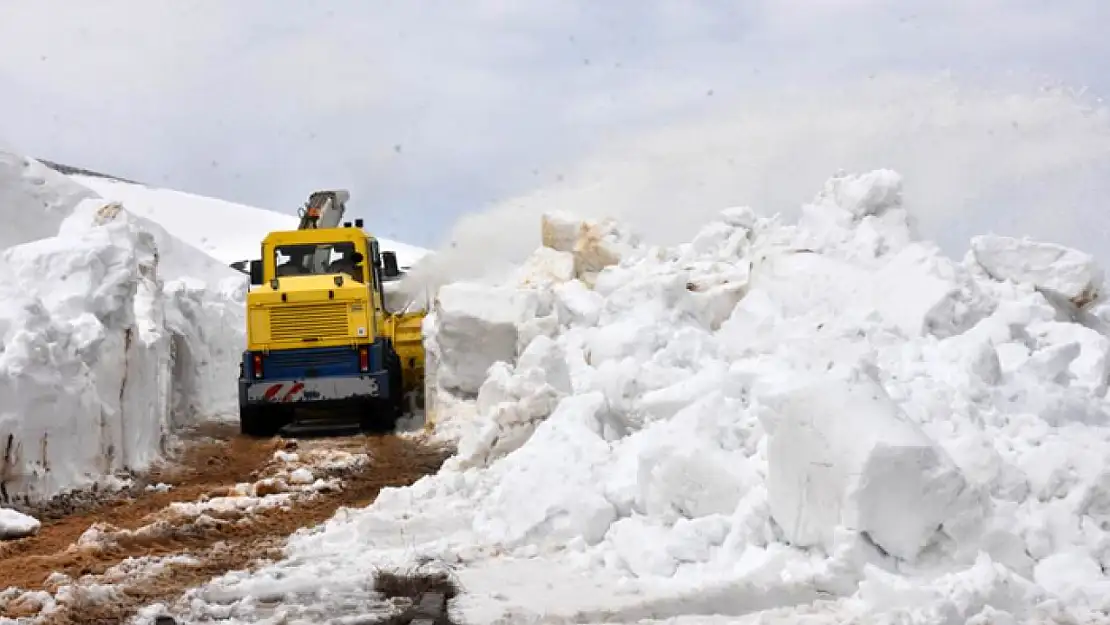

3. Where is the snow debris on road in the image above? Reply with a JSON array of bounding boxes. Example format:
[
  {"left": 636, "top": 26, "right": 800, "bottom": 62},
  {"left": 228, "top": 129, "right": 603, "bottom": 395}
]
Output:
[
  {"left": 70, "top": 447, "right": 368, "bottom": 556},
  {"left": 0, "top": 430, "right": 393, "bottom": 624},
  {"left": 159, "top": 168, "right": 1110, "bottom": 624},
  {"left": 0, "top": 508, "right": 40, "bottom": 540}
]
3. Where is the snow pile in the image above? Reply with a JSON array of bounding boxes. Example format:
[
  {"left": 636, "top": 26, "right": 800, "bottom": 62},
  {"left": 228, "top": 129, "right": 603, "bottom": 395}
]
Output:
[
  {"left": 0, "top": 151, "right": 252, "bottom": 501},
  {"left": 59, "top": 447, "right": 370, "bottom": 559},
  {"left": 169, "top": 168, "right": 1110, "bottom": 623}
]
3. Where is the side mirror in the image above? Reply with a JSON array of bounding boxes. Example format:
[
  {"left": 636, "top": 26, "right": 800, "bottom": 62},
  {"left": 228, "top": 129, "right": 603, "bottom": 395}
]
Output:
[
  {"left": 350, "top": 251, "right": 365, "bottom": 264},
  {"left": 382, "top": 251, "right": 400, "bottom": 278},
  {"left": 249, "top": 259, "right": 264, "bottom": 285}
]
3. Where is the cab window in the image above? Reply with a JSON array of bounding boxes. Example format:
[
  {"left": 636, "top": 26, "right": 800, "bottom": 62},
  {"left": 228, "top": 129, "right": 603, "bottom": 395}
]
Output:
[{"left": 274, "top": 242, "right": 364, "bottom": 282}]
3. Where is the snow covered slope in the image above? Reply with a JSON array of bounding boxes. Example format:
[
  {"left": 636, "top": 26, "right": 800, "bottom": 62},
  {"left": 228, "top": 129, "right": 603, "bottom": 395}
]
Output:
[
  {"left": 72, "top": 176, "right": 430, "bottom": 268},
  {"left": 168, "top": 169, "right": 1110, "bottom": 624},
  {"left": 0, "top": 152, "right": 96, "bottom": 248}
]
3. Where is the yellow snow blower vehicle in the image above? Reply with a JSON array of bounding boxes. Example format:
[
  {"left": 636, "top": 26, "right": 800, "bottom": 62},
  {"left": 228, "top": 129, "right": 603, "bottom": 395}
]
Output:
[{"left": 236, "top": 190, "right": 426, "bottom": 436}]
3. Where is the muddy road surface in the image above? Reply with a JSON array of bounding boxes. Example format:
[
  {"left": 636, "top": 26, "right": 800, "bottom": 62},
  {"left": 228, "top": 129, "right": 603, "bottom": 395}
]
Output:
[{"left": 0, "top": 421, "right": 449, "bottom": 624}]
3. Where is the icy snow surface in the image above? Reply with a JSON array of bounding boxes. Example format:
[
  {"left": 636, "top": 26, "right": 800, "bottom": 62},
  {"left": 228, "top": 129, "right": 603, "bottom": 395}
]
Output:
[{"left": 160, "top": 168, "right": 1110, "bottom": 623}]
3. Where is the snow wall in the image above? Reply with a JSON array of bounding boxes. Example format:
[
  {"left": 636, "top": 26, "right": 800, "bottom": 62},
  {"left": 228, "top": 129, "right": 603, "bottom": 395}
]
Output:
[
  {"left": 0, "top": 151, "right": 247, "bottom": 502},
  {"left": 293, "top": 167, "right": 1110, "bottom": 623}
]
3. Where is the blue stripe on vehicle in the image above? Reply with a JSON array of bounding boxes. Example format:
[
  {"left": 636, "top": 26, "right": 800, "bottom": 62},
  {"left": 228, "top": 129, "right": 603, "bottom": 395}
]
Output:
[{"left": 243, "top": 341, "right": 389, "bottom": 381}]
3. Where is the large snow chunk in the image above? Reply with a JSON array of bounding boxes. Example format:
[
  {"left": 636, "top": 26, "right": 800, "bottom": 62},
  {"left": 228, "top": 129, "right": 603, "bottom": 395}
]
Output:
[
  {"left": 474, "top": 392, "right": 617, "bottom": 547},
  {"left": 60, "top": 199, "right": 248, "bottom": 420},
  {"left": 427, "top": 282, "right": 550, "bottom": 395},
  {"left": 817, "top": 169, "right": 904, "bottom": 220},
  {"left": 447, "top": 335, "right": 573, "bottom": 470},
  {"left": 0, "top": 508, "right": 40, "bottom": 539},
  {"left": 541, "top": 211, "right": 580, "bottom": 254},
  {"left": 971, "top": 235, "right": 1104, "bottom": 309},
  {"left": 553, "top": 279, "right": 603, "bottom": 328},
  {"left": 0, "top": 219, "right": 173, "bottom": 500},
  {"left": 541, "top": 211, "right": 640, "bottom": 284},
  {"left": 762, "top": 374, "right": 971, "bottom": 560},
  {"left": 515, "top": 247, "right": 575, "bottom": 288},
  {"left": 796, "top": 169, "right": 917, "bottom": 260}
]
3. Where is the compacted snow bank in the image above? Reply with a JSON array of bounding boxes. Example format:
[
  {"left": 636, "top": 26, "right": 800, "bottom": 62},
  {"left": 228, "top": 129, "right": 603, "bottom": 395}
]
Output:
[
  {"left": 0, "top": 150, "right": 248, "bottom": 503},
  {"left": 163, "top": 168, "right": 1110, "bottom": 624}
]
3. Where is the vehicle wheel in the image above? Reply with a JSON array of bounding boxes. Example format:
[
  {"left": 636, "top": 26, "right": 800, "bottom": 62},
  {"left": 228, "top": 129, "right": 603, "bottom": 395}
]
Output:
[
  {"left": 386, "top": 349, "right": 404, "bottom": 421},
  {"left": 239, "top": 404, "right": 282, "bottom": 437},
  {"left": 357, "top": 398, "right": 393, "bottom": 434}
]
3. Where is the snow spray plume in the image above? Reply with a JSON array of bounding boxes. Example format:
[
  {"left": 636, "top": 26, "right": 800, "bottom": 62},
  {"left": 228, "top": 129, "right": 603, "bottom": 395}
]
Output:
[{"left": 406, "top": 74, "right": 1110, "bottom": 293}]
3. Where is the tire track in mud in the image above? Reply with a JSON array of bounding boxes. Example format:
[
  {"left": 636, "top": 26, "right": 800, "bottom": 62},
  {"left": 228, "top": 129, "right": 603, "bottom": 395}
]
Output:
[{"left": 0, "top": 422, "right": 450, "bottom": 624}]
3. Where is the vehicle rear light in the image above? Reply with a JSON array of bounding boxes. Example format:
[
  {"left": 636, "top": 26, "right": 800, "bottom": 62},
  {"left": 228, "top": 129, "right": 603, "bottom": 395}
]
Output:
[
  {"left": 359, "top": 347, "right": 369, "bottom": 372},
  {"left": 252, "top": 353, "right": 263, "bottom": 379}
]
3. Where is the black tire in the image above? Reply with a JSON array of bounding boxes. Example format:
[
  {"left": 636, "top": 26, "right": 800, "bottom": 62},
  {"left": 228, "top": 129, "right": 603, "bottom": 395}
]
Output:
[
  {"left": 239, "top": 404, "right": 283, "bottom": 437},
  {"left": 358, "top": 348, "right": 404, "bottom": 433},
  {"left": 357, "top": 398, "right": 386, "bottom": 433},
  {"left": 386, "top": 348, "right": 404, "bottom": 419}
]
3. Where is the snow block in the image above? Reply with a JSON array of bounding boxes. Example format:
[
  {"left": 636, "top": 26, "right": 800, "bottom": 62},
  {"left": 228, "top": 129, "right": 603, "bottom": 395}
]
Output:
[
  {"left": 0, "top": 507, "right": 40, "bottom": 540},
  {"left": 541, "top": 211, "right": 640, "bottom": 284},
  {"left": 678, "top": 262, "right": 751, "bottom": 331},
  {"left": 428, "top": 282, "right": 546, "bottom": 395},
  {"left": 516, "top": 246, "right": 576, "bottom": 288},
  {"left": 971, "top": 234, "right": 1104, "bottom": 309},
  {"left": 0, "top": 218, "right": 174, "bottom": 500},
  {"left": 816, "top": 169, "right": 904, "bottom": 220},
  {"left": 448, "top": 335, "right": 573, "bottom": 470},
  {"left": 573, "top": 217, "right": 637, "bottom": 282},
  {"left": 554, "top": 279, "right": 603, "bottom": 328},
  {"left": 541, "top": 211, "right": 580, "bottom": 254},
  {"left": 474, "top": 392, "right": 617, "bottom": 547},
  {"left": 762, "top": 374, "right": 969, "bottom": 560}
]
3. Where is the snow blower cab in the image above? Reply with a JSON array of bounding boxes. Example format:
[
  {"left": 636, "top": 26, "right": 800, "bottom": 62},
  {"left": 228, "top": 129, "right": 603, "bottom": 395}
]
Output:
[{"left": 236, "top": 191, "right": 425, "bottom": 436}]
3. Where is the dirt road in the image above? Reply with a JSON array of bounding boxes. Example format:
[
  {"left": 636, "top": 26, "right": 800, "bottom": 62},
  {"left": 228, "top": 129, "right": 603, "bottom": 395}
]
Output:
[{"left": 0, "top": 422, "right": 449, "bottom": 624}]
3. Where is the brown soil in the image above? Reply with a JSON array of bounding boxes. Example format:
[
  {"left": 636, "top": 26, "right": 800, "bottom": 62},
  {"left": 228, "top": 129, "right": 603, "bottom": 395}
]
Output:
[{"left": 0, "top": 422, "right": 450, "bottom": 624}]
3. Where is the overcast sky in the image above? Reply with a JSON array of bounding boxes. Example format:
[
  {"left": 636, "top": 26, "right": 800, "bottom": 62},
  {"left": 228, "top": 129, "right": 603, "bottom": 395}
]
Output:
[{"left": 2, "top": 1, "right": 1109, "bottom": 269}]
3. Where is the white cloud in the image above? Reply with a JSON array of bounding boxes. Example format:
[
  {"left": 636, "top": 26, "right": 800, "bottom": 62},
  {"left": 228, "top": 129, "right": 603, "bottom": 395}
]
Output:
[
  {"left": 0, "top": 2, "right": 238, "bottom": 99},
  {"left": 0, "top": 0, "right": 1107, "bottom": 253}
]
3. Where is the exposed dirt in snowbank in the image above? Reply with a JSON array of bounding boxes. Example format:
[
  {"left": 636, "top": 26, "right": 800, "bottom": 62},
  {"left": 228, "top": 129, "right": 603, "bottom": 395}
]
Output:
[{"left": 0, "top": 422, "right": 449, "bottom": 623}]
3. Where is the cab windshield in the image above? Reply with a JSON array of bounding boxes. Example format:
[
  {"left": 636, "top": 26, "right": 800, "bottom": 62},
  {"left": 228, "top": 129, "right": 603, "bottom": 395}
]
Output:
[{"left": 274, "top": 242, "right": 364, "bottom": 282}]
